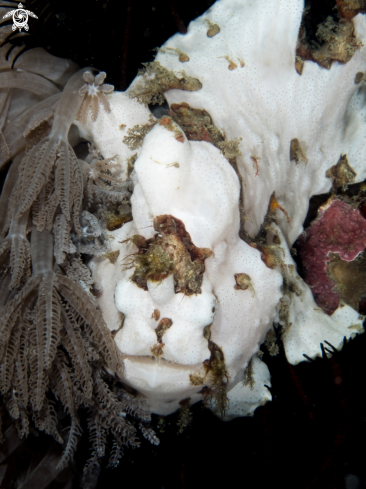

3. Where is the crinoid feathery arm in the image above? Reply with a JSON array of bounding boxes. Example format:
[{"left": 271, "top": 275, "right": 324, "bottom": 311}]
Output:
[{"left": 15, "top": 69, "right": 95, "bottom": 228}]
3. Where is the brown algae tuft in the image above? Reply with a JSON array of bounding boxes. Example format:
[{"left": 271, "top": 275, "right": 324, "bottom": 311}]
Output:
[{"left": 123, "top": 215, "right": 213, "bottom": 295}]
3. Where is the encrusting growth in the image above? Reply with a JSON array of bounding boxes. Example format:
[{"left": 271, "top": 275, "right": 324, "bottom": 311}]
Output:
[
  {"left": 123, "top": 214, "right": 213, "bottom": 295},
  {"left": 129, "top": 61, "right": 202, "bottom": 105},
  {"left": 80, "top": 144, "right": 132, "bottom": 208},
  {"left": 296, "top": 10, "right": 362, "bottom": 69}
]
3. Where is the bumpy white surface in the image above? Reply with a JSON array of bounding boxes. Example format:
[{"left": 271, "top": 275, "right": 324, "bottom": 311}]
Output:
[
  {"left": 86, "top": 0, "right": 366, "bottom": 418},
  {"left": 74, "top": 91, "right": 153, "bottom": 178},
  {"left": 154, "top": 0, "right": 366, "bottom": 246},
  {"left": 224, "top": 354, "right": 272, "bottom": 420},
  {"left": 90, "top": 123, "right": 282, "bottom": 416}
]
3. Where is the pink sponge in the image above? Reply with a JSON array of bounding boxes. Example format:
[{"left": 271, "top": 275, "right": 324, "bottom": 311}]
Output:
[{"left": 297, "top": 198, "right": 366, "bottom": 315}]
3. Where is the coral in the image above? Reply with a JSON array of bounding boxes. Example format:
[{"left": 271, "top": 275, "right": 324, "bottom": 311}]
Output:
[
  {"left": 10, "top": 69, "right": 90, "bottom": 235},
  {"left": 0, "top": 31, "right": 157, "bottom": 483},
  {"left": 76, "top": 71, "right": 114, "bottom": 125},
  {"left": 80, "top": 144, "right": 132, "bottom": 209},
  {"left": 23, "top": 106, "right": 54, "bottom": 152},
  {"left": 0, "top": 228, "right": 142, "bottom": 472},
  {"left": 297, "top": 197, "right": 366, "bottom": 314},
  {"left": 86, "top": 153, "right": 121, "bottom": 189}
]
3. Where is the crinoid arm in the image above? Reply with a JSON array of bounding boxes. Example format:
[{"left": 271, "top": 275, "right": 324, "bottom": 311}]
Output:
[
  {"left": 16, "top": 136, "right": 58, "bottom": 219},
  {"left": 0, "top": 71, "right": 60, "bottom": 100},
  {"left": 0, "top": 153, "right": 22, "bottom": 239},
  {"left": 53, "top": 214, "right": 76, "bottom": 265},
  {"left": 36, "top": 270, "right": 62, "bottom": 371},
  {"left": 0, "top": 88, "right": 11, "bottom": 161},
  {"left": 0, "top": 35, "right": 160, "bottom": 482},
  {"left": 15, "top": 69, "right": 95, "bottom": 224},
  {"left": 13, "top": 47, "right": 79, "bottom": 86},
  {"left": 55, "top": 274, "right": 120, "bottom": 375},
  {"left": 76, "top": 71, "right": 114, "bottom": 125},
  {"left": 0, "top": 274, "right": 41, "bottom": 361},
  {"left": 93, "top": 182, "right": 132, "bottom": 205},
  {"left": 8, "top": 225, "right": 31, "bottom": 290},
  {"left": 15, "top": 136, "right": 83, "bottom": 234},
  {"left": 60, "top": 307, "right": 93, "bottom": 399},
  {"left": 54, "top": 139, "right": 83, "bottom": 223}
]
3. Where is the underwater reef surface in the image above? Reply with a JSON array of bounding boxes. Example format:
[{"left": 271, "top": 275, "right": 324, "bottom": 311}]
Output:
[{"left": 0, "top": 0, "right": 365, "bottom": 488}]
